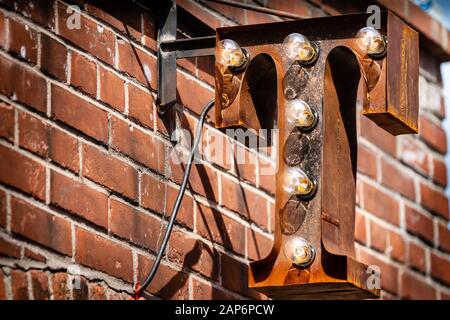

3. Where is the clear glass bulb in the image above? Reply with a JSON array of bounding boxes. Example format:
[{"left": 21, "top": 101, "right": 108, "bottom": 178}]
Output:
[
  {"left": 284, "top": 236, "right": 315, "bottom": 267},
  {"left": 286, "top": 99, "right": 316, "bottom": 129},
  {"left": 217, "top": 39, "right": 246, "bottom": 68},
  {"left": 282, "top": 167, "right": 314, "bottom": 196},
  {"left": 356, "top": 27, "right": 386, "bottom": 56},
  {"left": 283, "top": 33, "right": 316, "bottom": 63}
]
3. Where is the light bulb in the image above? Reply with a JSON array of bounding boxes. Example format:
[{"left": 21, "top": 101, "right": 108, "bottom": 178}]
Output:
[
  {"left": 356, "top": 27, "right": 387, "bottom": 58},
  {"left": 282, "top": 167, "right": 315, "bottom": 198},
  {"left": 284, "top": 236, "right": 315, "bottom": 267},
  {"left": 286, "top": 99, "right": 317, "bottom": 130},
  {"left": 283, "top": 33, "right": 318, "bottom": 65},
  {"left": 216, "top": 39, "right": 248, "bottom": 69}
]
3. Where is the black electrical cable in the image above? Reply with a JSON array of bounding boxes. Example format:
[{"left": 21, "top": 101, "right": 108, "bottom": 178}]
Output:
[{"left": 136, "top": 100, "right": 215, "bottom": 296}]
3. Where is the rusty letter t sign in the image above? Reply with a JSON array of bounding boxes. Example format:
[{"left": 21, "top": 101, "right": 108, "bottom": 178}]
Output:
[{"left": 214, "top": 11, "right": 418, "bottom": 299}]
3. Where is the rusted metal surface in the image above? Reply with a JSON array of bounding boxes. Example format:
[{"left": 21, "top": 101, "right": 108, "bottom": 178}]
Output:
[{"left": 214, "top": 11, "right": 419, "bottom": 299}]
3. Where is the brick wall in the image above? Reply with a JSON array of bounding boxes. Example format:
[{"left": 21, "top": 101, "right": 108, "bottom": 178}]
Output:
[{"left": 0, "top": 0, "right": 449, "bottom": 300}]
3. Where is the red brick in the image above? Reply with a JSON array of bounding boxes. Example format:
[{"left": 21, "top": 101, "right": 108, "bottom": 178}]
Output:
[
  {"left": 258, "top": 158, "right": 276, "bottom": 195},
  {"left": 405, "top": 205, "right": 433, "bottom": 243},
  {"left": 170, "top": 161, "right": 219, "bottom": 202},
  {"left": 370, "top": 220, "right": 388, "bottom": 253},
  {"left": 11, "top": 197, "right": 72, "bottom": 255},
  {"left": 109, "top": 199, "right": 160, "bottom": 252},
  {"left": 57, "top": 3, "right": 115, "bottom": 65},
  {"left": 82, "top": 144, "right": 138, "bottom": 200},
  {"left": 0, "top": 237, "right": 21, "bottom": 258},
  {"left": 0, "top": 144, "right": 45, "bottom": 200},
  {"left": 247, "top": 229, "right": 272, "bottom": 261},
  {"left": 140, "top": 173, "right": 165, "bottom": 214},
  {"left": 30, "top": 271, "right": 49, "bottom": 300},
  {"left": 51, "top": 171, "right": 108, "bottom": 228},
  {"left": 204, "top": 127, "right": 233, "bottom": 171},
  {"left": 246, "top": 8, "right": 280, "bottom": 24},
  {"left": 142, "top": 12, "right": 156, "bottom": 50},
  {"left": 177, "top": 0, "right": 224, "bottom": 29},
  {"left": 388, "top": 230, "right": 405, "bottom": 263},
  {"left": 433, "top": 158, "right": 447, "bottom": 187},
  {"left": 177, "top": 71, "right": 214, "bottom": 115},
  {"left": 0, "top": 269, "right": 5, "bottom": 300},
  {"left": 420, "top": 116, "right": 447, "bottom": 154},
  {"left": 70, "top": 52, "right": 97, "bottom": 97},
  {"left": 128, "top": 84, "right": 154, "bottom": 129},
  {"left": 110, "top": 117, "right": 165, "bottom": 173},
  {"left": 99, "top": 66, "right": 125, "bottom": 112},
  {"left": 0, "top": 190, "right": 6, "bottom": 228},
  {"left": 420, "top": 183, "right": 449, "bottom": 219},
  {"left": 0, "top": 12, "right": 5, "bottom": 49},
  {"left": 197, "top": 56, "right": 215, "bottom": 87},
  {"left": 51, "top": 85, "right": 108, "bottom": 143},
  {"left": 409, "top": 242, "right": 426, "bottom": 273},
  {"left": 430, "top": 252, "right": 450, "bottom": 286},
  {"left": 360, "top": 115, "right": 396, "bottom": 156},
  {"left": 11, "top": 270, "right": 29, "bottom": 300},
  {"left": 357, "top": 145, "right": 377, "bottom": 179},
  {"left": 234, "top": 145, "right": 257, "bottom": 186},
  {"left": 438, "top": 222, "right": 450, "bottom": 254},
  {"left": 40, "top": 34, "right": 67, "bottom": 81},
  {"left": 89, "top": 282, "right": 106, "bottom": 300},
  {"left": 168, "top": 230, "right": 220, "bottom": 280},
  {"left": 2, "top": 0, "right": 55, "bottom": 29},
  {"left": 85, "top": 3, "right": 142, "bottom": 41},
  {"left": 0, "top": 55, "right": 47, "bottom": 112},
  {"left": 52, "top": 272, "right": 69, "bottom": 300},
  {"left": 166, "top": 184, "right": 193, "bottom": 229},
  {"left": 401, "top": 272, "right": 436, "bottom": 300},
  {"left": 399, "top": 137, "right": 429, "bottom": 176},
  {"left": 381, "top": 159, "right": 416, "bottom": 200},
  {"left": 24, "top": 248, "right": 46, "bottom": 262},
  {"left": 72, "top": 276, "right": 89, "bottom": 300},
  {"left": 7, "top": 19, "right": 38, "bottom": 64},
  {"left": 192, "top": 279, "right": 236, "bottom": 300},
  {"left": 355, "top": 209, "right": 367, "bottom": 245},
  {"left": 196, "top": 202, "right": 245, "bottom": 255},
  {"left": 117, "top": 40, "right": 156, "bottom": 88},
  {"left": 49, "top": 127, "right": 79, "bottom": 172},
  {"left": 0, "top": 101, "right": 15, "bottom": 142},
  {"left": 137, "top": 254, "right": 189, "bottom": 299},
  {"left": 75, "top": 227, "right": 133, "bottom": 282},
  {"left": 19, "top": 111, "right": 49, "bottom": 157},
  {"left": 358, "top": 249, "right": 398, "bottom": 295},
  {"left": 362, "top": 182, "right": 399, "bottom": 226}
]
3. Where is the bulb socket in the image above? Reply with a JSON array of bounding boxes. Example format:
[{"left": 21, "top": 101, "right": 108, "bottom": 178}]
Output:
[
  {"left": 298, "top": 42, "right": 320, "bottom": 67},
  {"left": 297, "top": 106, "right": 318, "bottom": 132},
  {"left": 296, "top": 175, "right": 317, "bottom": 201},
  {"left": 228, "top": 48, "right": 250, "bottom": 73}
]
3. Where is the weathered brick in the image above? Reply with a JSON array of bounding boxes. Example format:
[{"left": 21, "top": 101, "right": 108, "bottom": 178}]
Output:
[
  {"left": 362, "top": 182, "right": 399, "bottom": 226},
  {"left": 2, "top": 0, "right": 55, "bottom": 30},
  {"left": 99, "top": 66, "right": 125, "bottom": 112},
  {"left": 51, "top": 171, "right": 108, "bottom": 228},
  {"left": 0, "top": 55, "right": 47, "bottom": 112},
  {"left": 0, "top": 269, "right": 5, "bottom": 300},
  {"left": 381, "top": 159, "right": 416, "bottom": 200},
  {"left": 358, "top": 249, "right": 398, "bottom": 295},
  {"left": 433, "top": 158, "right": 447, "bottom": 187},
  {"left": 82, "top": 144, "right": 138, "bottom": 200},
  {"left": 0, "top": 237, "right": 21, "bottom": 258},
  {"left": 72, "top": 276, "right": 89, "bottom": 300},
  {"left": 399, "top": 137, "right": 429, "bottom": 176},
  {"left": 49, "top": 127, "right": 79, "bottom": 172},
  {"left": 117, "top": 40, "right": 156, "bottom": 88},
  {"left": 234, "top": 145, "right": 257, "bottom": 186},
  {"left": 11, "top": 196, "right": 72, "bottom": 255},
  {"left": 357, "top": 144, "right": 377, "bottom": 179},
  {"left": 70, "top": 52, "right": 97, "bottom": 97},
  {"left": 401, "top": 272, "right": 436, "bottom": 299},
  {"left": 51, "top": 85, "right": 108, "bottom": 143},
  {"left": 30, "top": 270, "right": 49, "bottom": 300},
  {"left": 177, "top": 0, "right": 224, "bottom": 29},
  {"left": 168, "top": 230, "right": 220, "bottom": 280},
  {"left": 409, "top": 242, "right": 426, "bottom": 273},
  {"left": 110, "top": 117, "right": 165, "bottom": 173},
  {"left": 40, "top": 34, "right": 67, "bottom": 81},
  {"left": 430, "top": 252, "right": 450, "bottom": 286},
  {"left": 166, "top": 184, "right": 193, "bottom": 229},
  {"left": 0, "top": 144, "right": 45, "bottom": 200},
  {"left": 140, "top": 173, "right": 165, "bottom": 214},
  {"left": 11, "top": 270, "right": 29, "bottom": 300},
  {"left": 109, "top": 199, "right": 160, "bottom": 251},
  {"left": 52, "top": 272, "right": 69, "bottom": 300},
  {"left": 137, "top": 254, "right": 189, "bottom": 299},
  {"left": 420, "top": 183, "right": 449, "bottom": 219},
  {"left": 420, "top": 116, "right": 447, "bottom": 154},
  {"left": 57, "top": 3, "right": 115, "bottom": 65},
  {"left": 405, "top": 205, "right": 433, "bottom": 243},
  {"left": 370, "top": 220, "right": 388, "bottom": 253},
  {"left": 128, "top": 84, "right": 154, "bottom": 129},
  {"left": 388, "top": 230, "right": 405, "bottom": 263},
  {"left": 24, "top": 248, "right": 46, "bottom": 263},
  {"left": 196, "top": 202, "right": 245, "bottom": 256},
  {"left": 19, "top": 111, "right": 49, "bottom": 157},
  {"left": 75, "top": 227, "right": 133, "bottom": 282},
  {"left": 438, "top": 222, "right": 450, "bottom": 254},
  {"left": 177, "top": 71, "right": 214, "bottom": 115},
  {"left": 258, "top": 158, "right": 276, "bottom": 195},
  {"left": 247, "top": 229, "right": 272, "bottom": 261},
  {"left": 360, "top": 115, "right": 396, "bottom": 156},
  {"left": 142, "top": 12, "right": 156, "bottom": 50},
  {"left": 355, "top": 209, "right": 367, "bottom": 245},
  {"left": 88, "top": 282, "right": 106, "bottom": 300},
  {"left": 0, "top": 101, "right": 15, "bottom": 142},
  {"left": 204, "top": 128, "right": 233, "bottom": 171},
  {"left": 7, "top": 19, "right": 37, "bottom": 64},
  {"left": 192, "top": 279, "right": 236, "bottom": 300},
  {"left": 0, "top": 190, "right": 6, "bottom": 228}
]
